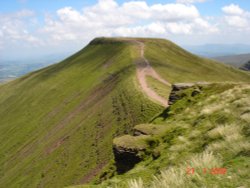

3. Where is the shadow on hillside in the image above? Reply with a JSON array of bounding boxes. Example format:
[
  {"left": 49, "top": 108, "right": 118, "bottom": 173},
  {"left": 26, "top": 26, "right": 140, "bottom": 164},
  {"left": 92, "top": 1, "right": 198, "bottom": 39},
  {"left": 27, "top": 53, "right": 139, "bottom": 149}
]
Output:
[{"left": 150, "top": 107, "right": 170, "bottom": 122}]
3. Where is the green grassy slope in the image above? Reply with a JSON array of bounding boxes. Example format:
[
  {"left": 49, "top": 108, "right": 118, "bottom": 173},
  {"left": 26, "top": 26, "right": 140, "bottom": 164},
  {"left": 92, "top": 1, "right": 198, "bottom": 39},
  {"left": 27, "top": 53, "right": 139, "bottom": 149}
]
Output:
[
  {"left": 142, "top": 38, "right": 250, "bottom": 83},
  {"left": 95, "top": 83, "right": 250, "bottom": 188},
  {"left": 146, "top": 76, "right": 171, "bottom": 99},
  {"left": 0, "top": 39, "right": 162, "bottom": 188},
  {"left": 0, "top": 37, "right": 249, "bottom": 188}
]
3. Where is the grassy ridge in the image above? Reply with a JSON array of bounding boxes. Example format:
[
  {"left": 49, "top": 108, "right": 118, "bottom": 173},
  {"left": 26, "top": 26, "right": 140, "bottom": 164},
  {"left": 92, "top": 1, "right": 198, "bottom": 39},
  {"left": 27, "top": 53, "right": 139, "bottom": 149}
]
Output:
[
  {"left": 0, "top": 40, "right": 162, "bottom": 188},
  {"left": 0, "top": 37, "right": 249, "bottom": 188}
]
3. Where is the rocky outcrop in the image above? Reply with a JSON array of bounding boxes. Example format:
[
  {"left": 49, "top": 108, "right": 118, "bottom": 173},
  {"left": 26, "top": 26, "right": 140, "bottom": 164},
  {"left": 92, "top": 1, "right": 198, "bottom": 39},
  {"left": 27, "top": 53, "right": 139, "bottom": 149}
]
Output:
[
  {"left": 169, "top": 83, "right": 194, "bottom": 105},
  {"left": 168, "top": 82, "right": 209, "bottom": 105},
  {"left": 113, "top": 146, "right": 144, "bottom": 174},
  {"left": 113, "top": 135, "right": 152, "bottom": 174}
]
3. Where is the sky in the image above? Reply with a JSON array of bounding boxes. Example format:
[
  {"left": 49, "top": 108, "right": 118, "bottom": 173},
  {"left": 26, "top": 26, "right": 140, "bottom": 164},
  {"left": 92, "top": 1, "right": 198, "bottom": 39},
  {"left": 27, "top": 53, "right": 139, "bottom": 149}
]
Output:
[{"left": 1, "top": 0, "right": 250, "bottom": 60}]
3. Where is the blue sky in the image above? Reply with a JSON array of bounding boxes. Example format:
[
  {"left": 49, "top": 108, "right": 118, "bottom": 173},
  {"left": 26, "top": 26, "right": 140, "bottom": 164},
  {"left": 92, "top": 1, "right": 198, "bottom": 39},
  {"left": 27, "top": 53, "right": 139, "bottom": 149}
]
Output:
[
  {"left": 1, "top": 0, "right": 250, "bottom": 59},
  {"left": 1, "top": 0, "right": 249, "bottom": 15}
]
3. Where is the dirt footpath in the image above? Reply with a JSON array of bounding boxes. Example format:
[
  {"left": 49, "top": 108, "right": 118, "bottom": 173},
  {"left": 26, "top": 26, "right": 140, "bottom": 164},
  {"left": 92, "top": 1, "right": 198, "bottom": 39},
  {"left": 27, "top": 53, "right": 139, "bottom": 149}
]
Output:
[{"left": 134, "top": 41, "right": 171, "bottom": 107}]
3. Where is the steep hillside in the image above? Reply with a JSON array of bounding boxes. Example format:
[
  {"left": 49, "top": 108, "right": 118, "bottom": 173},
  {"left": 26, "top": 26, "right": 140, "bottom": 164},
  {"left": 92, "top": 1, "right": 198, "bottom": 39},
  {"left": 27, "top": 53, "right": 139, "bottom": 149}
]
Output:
[
  {"left": 0, "top": 38, "right": 164, "bottom": 188},
  {"left": 0, "top": 37, "right": 249, "bottom": 188},
  {"left": 86, "top": 83, "right": 250, "bottom": 188}
]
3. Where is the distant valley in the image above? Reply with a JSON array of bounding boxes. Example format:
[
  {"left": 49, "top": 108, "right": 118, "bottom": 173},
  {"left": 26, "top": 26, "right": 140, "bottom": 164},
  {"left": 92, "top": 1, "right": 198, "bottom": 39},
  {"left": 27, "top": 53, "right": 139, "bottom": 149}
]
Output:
[
  {"left": 0, "top": 52, "right": 73, "bottom": 83},
  {"left": 0, "top": 61, "right": 54, "bottom": 83}
]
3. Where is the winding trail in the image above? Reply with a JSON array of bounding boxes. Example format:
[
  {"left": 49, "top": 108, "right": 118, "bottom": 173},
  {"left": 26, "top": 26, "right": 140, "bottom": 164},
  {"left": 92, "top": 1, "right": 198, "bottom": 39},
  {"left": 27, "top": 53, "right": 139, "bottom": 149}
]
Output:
[{"left": 134, "top": 40, "right": 171, "bottom": 107}]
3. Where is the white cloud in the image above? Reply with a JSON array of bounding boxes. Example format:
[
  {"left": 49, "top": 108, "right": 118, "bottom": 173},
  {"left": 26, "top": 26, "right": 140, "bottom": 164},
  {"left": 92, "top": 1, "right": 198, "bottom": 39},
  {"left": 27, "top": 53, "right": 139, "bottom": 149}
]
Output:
[
  {"left": 0, "top": 9, "right": 42, "bottom": 45},
  {"left": 147, "top": 22, "right": 166, "bottom": 34},
  {"left": 40, "top": 0, "right": 217, "bottom": 43},
  {"left": 165, "top": 22, "right": 192, "bottom": 34},
  {"left": 122, "top": 1, "right": 150, "bottom": 19},
  {"left": 222, "top": 4, "right": 244, "bottom": 15},
  {"left": 57, "top": 7, "right": 85, "bottom": 23},
  {"left": 222, "top": 4, "right": 250, "bottom": 29},
  {"left": 83, "top": 0, "right": 133, "bottom": 27},
  {"left": 113, "top": 22, "right": 166, "bottom": 37},
  {"left": 151, "top": 3, "right": 200, "bottom": 21},
  {"left": 0, "top": 0, "right": 221, "bottom": 57},
  {"left": 2, "top": 0, "right": 250, "bottom": 59},
  {"left": 224, "top": 16, "right": 248, "bottom": 28}
]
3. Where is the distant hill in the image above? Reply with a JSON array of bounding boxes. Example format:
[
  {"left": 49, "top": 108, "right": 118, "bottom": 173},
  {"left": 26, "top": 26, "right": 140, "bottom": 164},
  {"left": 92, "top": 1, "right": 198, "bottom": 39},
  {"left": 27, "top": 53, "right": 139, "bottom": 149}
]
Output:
[
  {"left": 184, "top": 44, "right": 250, "bottom": 57},
  {"left": 213, "top": 53, "right": 250, "bottom": 70},
  {"left": 0, "top": 37, "right": 249, "bottom": 188}
]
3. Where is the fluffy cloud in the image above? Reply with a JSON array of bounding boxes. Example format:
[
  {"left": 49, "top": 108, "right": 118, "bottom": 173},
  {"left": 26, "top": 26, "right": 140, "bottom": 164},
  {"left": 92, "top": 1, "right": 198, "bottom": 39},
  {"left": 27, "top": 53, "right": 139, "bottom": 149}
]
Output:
[
  {"left": 2, "top": 0, "right": 250, "bottom": 58},
  {"left": 151, "top": 3, "right": 200, "bottom": 21},
  {"left": 122, "top": 1, "right": 150, "bottom": 19},
  {"left": 222, "top": 4, "right": 244, "bottom": 15},
  {"left": 224, "top": 16, "right": 248, "bottom": 28},
  {"left": 222, "top": 4, "right": 250, "bottom": 29},
  {"left": 113, "top": 22, "right": 166, "bottom": 37},
  {"left": 40, "top": 0, "right": 217, "bottom": 43}
]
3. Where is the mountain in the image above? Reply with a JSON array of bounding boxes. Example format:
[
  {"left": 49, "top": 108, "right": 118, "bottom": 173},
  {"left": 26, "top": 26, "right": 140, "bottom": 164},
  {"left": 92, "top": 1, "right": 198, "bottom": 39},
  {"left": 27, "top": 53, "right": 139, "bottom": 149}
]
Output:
[
  {"left": 184, "top": 44, "right": 250, "bottom": 57},
  {"left": 0, "top": 37, "right": 249, "bottom": 188},
  {"left": 213, "top": 53, "right": 250, "bottom": 69}
]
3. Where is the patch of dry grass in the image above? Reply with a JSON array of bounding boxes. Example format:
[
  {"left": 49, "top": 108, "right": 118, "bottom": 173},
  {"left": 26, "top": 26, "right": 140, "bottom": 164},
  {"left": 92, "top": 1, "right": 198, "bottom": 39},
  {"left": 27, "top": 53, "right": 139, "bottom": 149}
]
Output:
[
  {"left": 206, "top": 123, "right": 250, "bottom": 155},
  {"left": 127, "top": 178, "right": 144, "bottom": 188},
  {"left": 124, "top": 151, "right": 222, "bottom": 188}
]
